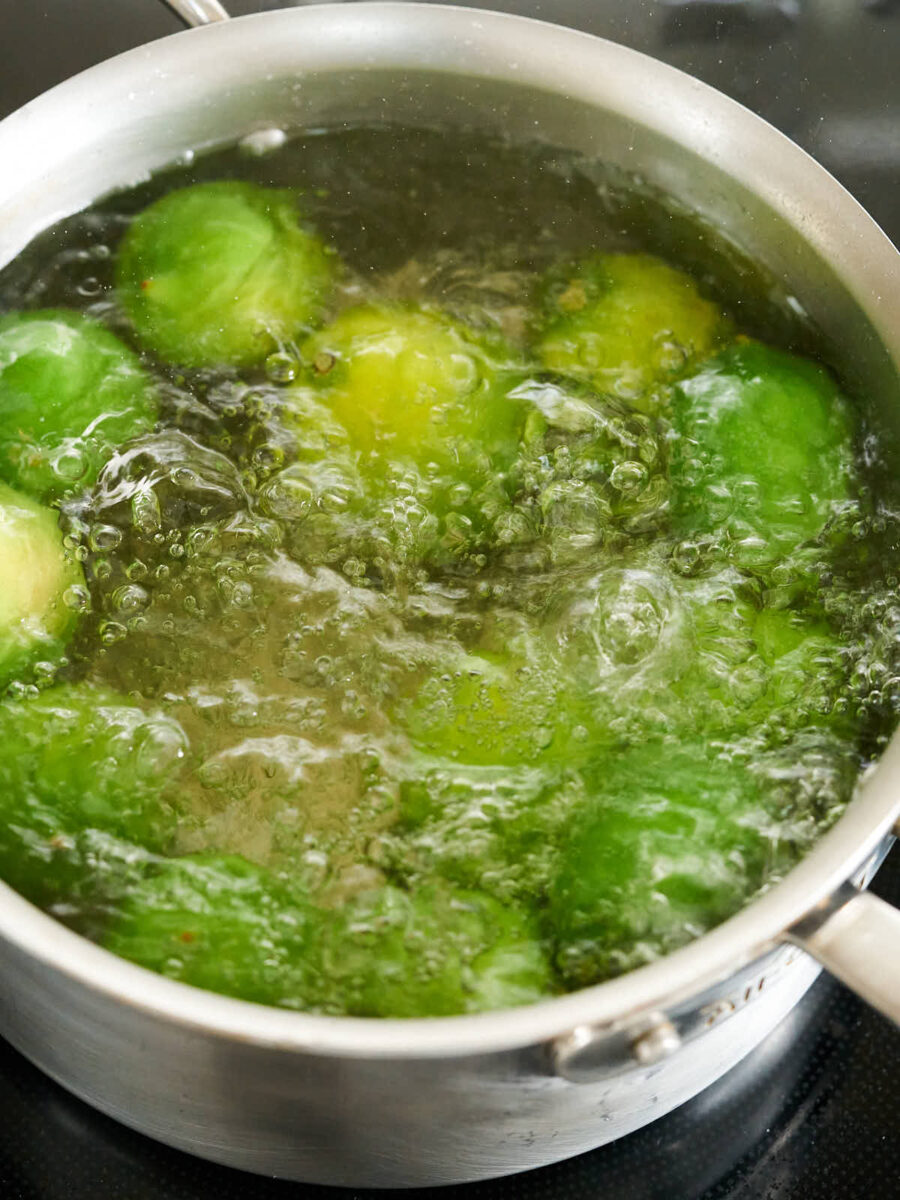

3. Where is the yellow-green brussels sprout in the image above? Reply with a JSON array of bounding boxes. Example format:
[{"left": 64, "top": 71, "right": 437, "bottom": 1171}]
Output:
[
  {"left": 117, "top": 182, "right": 335, "bottom": 368},
  {"left": 298, "top": 303, "right": 523, "bottom": 471},
  {"left": 0, "top": 309, "right": 156, "bottom": 500},
  {"left": 534, "top": 253, "right": 729, "bottom": 413},
  {"left": 0, "top": 483, "right": 85, "bottom": 686}
]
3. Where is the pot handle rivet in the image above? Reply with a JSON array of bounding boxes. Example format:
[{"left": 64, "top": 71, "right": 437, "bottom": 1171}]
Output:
[
  {"left": 630, "top": 1015, "right": 682, "bottom": 1066},
  {"left": 551, "top": 1013, "right": 681, "bottom": 1083}
]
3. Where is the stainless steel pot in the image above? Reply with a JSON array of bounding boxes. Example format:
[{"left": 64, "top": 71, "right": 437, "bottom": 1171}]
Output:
[{"left": 0, "top": 2, "right": 899, "bottom": 1187}]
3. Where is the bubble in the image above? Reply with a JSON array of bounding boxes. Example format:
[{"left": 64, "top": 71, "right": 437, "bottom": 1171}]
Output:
[
  {"left": 671, "top": 540, "right": 704, "bottom": 576},
  {"left": 89, "top": 524, "right": 123, "bottom": 552},
  {"left": 609, "top": 460, "right": 648, "bottom": 494},
  {"left": 134, "top": 717, "right": 188, "bottom": 775},
  {"left": 99, "top": 620, "right": 127, "bottom": 644},
  {"left": 76, "top": 276, "right": 103, "bottom": 298},
  {"left": 132, "top": 486, "right": 162, "bottom": 533},
  {"left": 265, "top": 351, "right": 298, "bottom": 384},
  {"left": 52, "top": 445, "right": 88, "bottom": 483},
  {"left": 63, "top": 584, "right": 91, "bottom": 612},
  {"left": 112, "top": 584, "right": 150, "bottom": 614},
  {"left": 261, "top": 475, "right": 311, "bottom": 522},
  {"left": 448, "top": 482, "right": 472, "bottom": 507},
  {"left": 32, "top": 660, "right": 60, "bottom": 684}
]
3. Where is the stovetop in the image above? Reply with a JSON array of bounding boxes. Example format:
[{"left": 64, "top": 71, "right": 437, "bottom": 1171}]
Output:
[{"left": 1, "top": 3, "right": 899, "bottom": 1198}]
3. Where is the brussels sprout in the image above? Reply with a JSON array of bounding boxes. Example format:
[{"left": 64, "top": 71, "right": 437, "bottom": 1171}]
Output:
[
  {"left": 0, "top": 682, "right": 187, "bottom": 908},
  {"left": 0, "top": 483, "right": 85, "bottom": 686},
  {"left": 672, "top": 341, "right": 856, "bottom": 568},
  {"left": 535, "top": 254, "right": 728, "bottom": 413},
  {"left": 298, "top": 303, "right": 523, "bottom": 470},
  {"left": 290, "top": 304, "right": 526, "bottom": 567},
  {"left": 102, "top": 853, "right": 319, "bottom": 1007},
  {"left": 385, "top": 763, "right": 583, "bottom": 907},
  {"left": 117, "top": 182, "right": 335, "bottom": 368},
  {"left": 319, "top": 884, "right": 552, "bottom": 1017},
  {"left": 552, "top": 554, "right": 851, "bottom": 744},
  {"left": 398, "top": 648, "right": 566, "bottom": 767},
  {"left": 0, "top": 309, "right": 156, "bottom": 499},
  {"left": 549, "top": 740, "right": 781, "bottom": 987}
]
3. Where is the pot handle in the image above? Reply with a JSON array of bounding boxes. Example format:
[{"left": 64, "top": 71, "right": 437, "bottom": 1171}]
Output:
[
  {"left": 159, "top": 0, "right": 231, "bottom": 26},
  {"left": 785, "top": 882, "right": 900, "bottom": 1027}
]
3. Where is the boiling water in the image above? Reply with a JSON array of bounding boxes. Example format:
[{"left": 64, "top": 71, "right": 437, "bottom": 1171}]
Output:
[{"left": 2, "top": 127, "right": 899, "bottom": 1012}]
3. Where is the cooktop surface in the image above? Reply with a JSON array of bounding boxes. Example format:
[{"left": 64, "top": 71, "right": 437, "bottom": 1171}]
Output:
[{"left": 0, "top": 3, "right": 899, "bottom": 1198}]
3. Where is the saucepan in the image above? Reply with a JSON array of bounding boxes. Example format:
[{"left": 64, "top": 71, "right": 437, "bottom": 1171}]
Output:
[{"left": 0, "top": 1, "right": 898, "bottom": 1187}]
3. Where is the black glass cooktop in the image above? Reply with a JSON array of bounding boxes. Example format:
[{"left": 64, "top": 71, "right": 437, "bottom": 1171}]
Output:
[{"left": 1, "top": 3, "right": 899, "bottom": 1198}]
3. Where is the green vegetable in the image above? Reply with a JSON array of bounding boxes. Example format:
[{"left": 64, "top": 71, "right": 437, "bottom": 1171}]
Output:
[
  {"left": 291, "top": 303, "right": 525, "bottom": 566},
  {"left": 505, "top": 377, "right": 670, "bottom": 563},
  {"left": 117, "top": 182, "right": 335, "bottom": 368},
  {"left": 0, "top": 483, "right": 85, "bottom": 686},
  {"left": 535, "top": 254, "right": 728, "bottom": 413},
  {"left": 299, "top": 303, "right": 523, "bottom": 471},
  {"left": 102, "top": 853, "right": 318, "bottom": 1007},
  {"left": 319, "top": 884, "right": 552, "bottom": 1016},
  {"left": 672, "top": 340, "right": 855, "bottom": 568},
  {"left": 549, "top": 740, "right": 780, "bottom": 987},
  {"left": 398, "top": 647, "right": 566, "bottom": 767},
  {"left": 0, "top": 309, "right": 156, "bottom": 499},
  {"left": 0, "top": 682, "right": 186, "bottom": 908},
  {"left": 386, "top": 764, "right": 582, "bottom": 908},
  {"left": 553, "top": 557, "right": 852, "bottom": 744}
]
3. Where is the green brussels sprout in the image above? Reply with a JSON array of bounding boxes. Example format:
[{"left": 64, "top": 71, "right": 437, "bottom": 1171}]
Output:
[
  {"left": 0, "top": 483, "right": 85, "bottom": 686},
  {"left": 534, "top": 254, "right": 728, "bottom": 413},
  {"left": 117, "top": 182, "right": 335, "bottom": 368},
  {"left": 398, "top": 647, "right": 568, "bottom": 767},
  {"left": 549, "top": 740, "right": 782, "bottom": 987},
  {"left": 386, "top": 763, "right": 583, "bottom": 907},
  {"left": 672, "top": 341, "right": 856, "bottom": 569},
  {"left": 0, "top": 309, "right": 156, "bottom": 499},
  {"left": 319, "top": 884, "right": 552, "bottom": 1017},
  {"left": 102, "top": 853, "right": 319, "bottom": 1008},
  {"left": 0, "top": 682, "right": 187, "bottom": 908},
  {"left": 552, "top": 555, "right": 851, "bottom": 744}
]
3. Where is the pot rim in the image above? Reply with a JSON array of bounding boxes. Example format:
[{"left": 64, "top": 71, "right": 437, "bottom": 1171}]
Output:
[{"left": 1, "top": 2, "right": 899, "bottom": 1059}]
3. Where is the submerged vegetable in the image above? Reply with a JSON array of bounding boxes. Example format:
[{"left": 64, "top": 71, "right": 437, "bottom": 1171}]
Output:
[
  {"left": 0, "top": 483, "right": 85, "bottom": 686},
  {"left": 319, "top": 884, "right": 552, "bottom": 1017},
  {"left": 0, "top": 682, "right": 186, "bottom": 909},
  {"left": 290, "top": 304, "right": 525, "bottom": 565},
  {"left": 0, "top": 309, "right": 156, "bottom": 499},
  {"left": 117, "top": 182, "right": 335, "bottom": 368},
  {"left": 102, "top": 854, "right": 318, "bottom": 1006},
  {"left": 672, "top": 340, "right": 856, "bottom": 569},
  {"left": 549, "top": 741, "right": 779, "bottom": 985},
  {"left": 535, "top": 253, "right": 728, "bottom": 413},
  {"left": 298, "top": 303, "right": 523, "bottom": 468}
]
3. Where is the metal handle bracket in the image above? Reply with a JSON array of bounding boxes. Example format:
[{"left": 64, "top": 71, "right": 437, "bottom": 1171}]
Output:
[
  {"left": 787, "top": 886, "right": 900, "bottom": 1027},
  {"left": 160, "top": 0, "right": 231, "bottom": 28}
]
